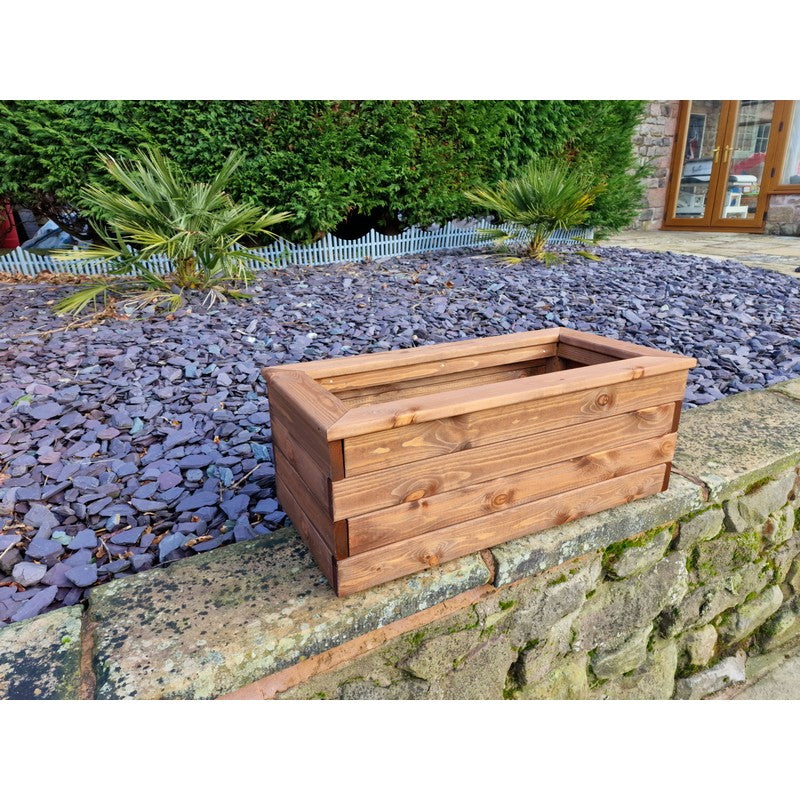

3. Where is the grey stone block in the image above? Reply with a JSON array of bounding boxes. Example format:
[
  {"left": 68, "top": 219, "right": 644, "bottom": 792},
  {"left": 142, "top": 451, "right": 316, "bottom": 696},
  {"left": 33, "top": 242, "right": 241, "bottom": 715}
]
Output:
[
  {"left": 675, "top": 507, "right": 724, "bottom": 550},
  {"left": 0, "top": 606, "right": 83, "bottom": 699},
  {"left": 724, "top": 472, "right": 796, "bottom": 533},
  {"left": 604, "top": 527, "right": 673, "bottom": 579},
  {"left": 590, "top": 623, "right": 652, "bottom": 679},
  {"left": 491, "top": 475, "right": 703, "bottom": 587},
  {"left": 572, "top": 552, "right": 688, "bottom": 653},
  {"left": 674, "top": 652, "right": 747, "bottom": 699},
  {"left": 677, "top": 624, "right": 718, "bottom": 668},
  {"left": 589, "top": 637, "right": 677, "bottom": 700},
  {"left": 673, "top": 390, "right": 800, "bottom": 501},
  {"left": 87, "top": 526, "right": 491, "bottom": 699},
  {"left": 716, "top": 585, "right": 784, "bottom": 645}
]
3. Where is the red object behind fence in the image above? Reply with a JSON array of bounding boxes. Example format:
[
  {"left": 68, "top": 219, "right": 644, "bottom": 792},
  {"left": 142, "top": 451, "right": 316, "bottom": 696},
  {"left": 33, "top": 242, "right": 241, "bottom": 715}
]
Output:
[{"left": 0, "top": 200, "right": 20, "bottom": 249}]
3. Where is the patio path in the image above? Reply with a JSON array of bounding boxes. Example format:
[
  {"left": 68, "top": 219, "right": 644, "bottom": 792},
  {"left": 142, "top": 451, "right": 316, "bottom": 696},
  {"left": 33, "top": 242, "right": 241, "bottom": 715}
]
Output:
[{"left": 606, "top": 230, "right": 800, "bottom": 277}]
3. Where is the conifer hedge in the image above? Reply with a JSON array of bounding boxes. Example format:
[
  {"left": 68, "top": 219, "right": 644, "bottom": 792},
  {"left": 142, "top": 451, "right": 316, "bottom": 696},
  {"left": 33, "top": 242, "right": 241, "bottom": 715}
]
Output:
[{"left": 0, "top": 100, "right": 646, "bottom": 243}]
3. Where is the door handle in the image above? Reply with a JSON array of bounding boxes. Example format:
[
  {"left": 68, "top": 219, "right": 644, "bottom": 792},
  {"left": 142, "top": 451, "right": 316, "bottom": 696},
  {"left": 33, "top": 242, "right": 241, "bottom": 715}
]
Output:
[
  {"left": 722, "top": 146, "right": 732, "bottom": 164},
  {"left": 712, "top": 147, "right": 720, "bottom": 163}
]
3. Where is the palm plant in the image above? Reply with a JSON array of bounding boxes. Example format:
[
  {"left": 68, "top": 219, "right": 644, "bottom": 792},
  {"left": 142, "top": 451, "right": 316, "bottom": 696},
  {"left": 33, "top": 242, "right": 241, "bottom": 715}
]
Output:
[
  {"left": 52, "top": 147, "right": 292, "bottom": 314},
  {"left": 464, "top": 157, "right": 605, "bottom": 263}
]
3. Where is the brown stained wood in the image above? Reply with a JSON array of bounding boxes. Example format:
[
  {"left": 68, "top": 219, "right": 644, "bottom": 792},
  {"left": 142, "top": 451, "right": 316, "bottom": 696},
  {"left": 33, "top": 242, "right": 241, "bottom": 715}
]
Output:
[
  {"left": 556, "top": 343, "right": 617, "bottom": 366},
  {"left": 273, "top": 444, "right": 347, "bottom": 559},
  {"left": 342, "top": 370, "right": 690, "bottom": 476},
  {"left": 331, "top": 402, "right": 677, "bottom": 519},
  {"left": 334, "top": 360, "right": 549, "bottom": 409},
  {"left": 275, "top": 470, "right": 338, "bottom": 591},
  {"left": 266, "top": 328, "right": 563, "bottom": 380},
  {"left": 557, "top": 329, "right": 689, "bottom": 361},
  {"left": 315, "top": 343, "right": 557, "bottom": 393},
  {"left": 336, "top": 465, "right": 668, "bottom": 595},
  {"left": 347, "top": 433, "right": 677, "bottom": 553},
  {"left": 264, "top": 369, "right": 348, "bottom": 438},
  {"left": 329, "top": 355, "right": 696, "bottom": 441},
  {"left": 267, "top": 402, "right": 332, "bottom": 479},
  {"left": 263, "top": 329, "right": 694, "bottom": 596},
  {"left": 270, "top": 413, "right": 332, "bottom": 508}
]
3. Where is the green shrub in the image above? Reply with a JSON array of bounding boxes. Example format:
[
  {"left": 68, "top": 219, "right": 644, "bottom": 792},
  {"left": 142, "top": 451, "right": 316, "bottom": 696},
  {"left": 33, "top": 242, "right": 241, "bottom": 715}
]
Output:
[
  {"left": 464, "top": 156, "right": 605, "bottom": 260},
  {"left": 52, "top": 147, "right": 291, "bottom": 314},
  {"left": 0, "top": 100, "right": 646, "bottom": 243}
]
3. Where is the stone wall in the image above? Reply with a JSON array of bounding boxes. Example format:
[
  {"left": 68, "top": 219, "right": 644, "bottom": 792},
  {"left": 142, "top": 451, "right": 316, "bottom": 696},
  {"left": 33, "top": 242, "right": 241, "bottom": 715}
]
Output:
[
  {"left": 629, "top": 101, "right": 679, "bottom": 230},
  {"left": 766, "top": 195, "right": 800, "bottom": 236},
  {"left": 2, "top": 379, "right": 800, "bottom": 700},
  {"left": 276, "top": 464, "right": 800, "bottom": 700}
]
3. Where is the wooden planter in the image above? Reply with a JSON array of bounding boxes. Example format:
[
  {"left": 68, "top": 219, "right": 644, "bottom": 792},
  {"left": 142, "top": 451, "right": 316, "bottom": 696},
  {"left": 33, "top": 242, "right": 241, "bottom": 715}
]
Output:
[{"left": 262, "top": 329, "right": 695, "bottom": 596}]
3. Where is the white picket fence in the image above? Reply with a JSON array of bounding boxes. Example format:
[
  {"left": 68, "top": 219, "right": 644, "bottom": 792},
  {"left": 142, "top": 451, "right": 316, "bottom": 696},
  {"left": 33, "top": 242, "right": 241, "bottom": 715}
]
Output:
[{"left": 0, "top": 219, "right": 592, "bottom": 277}]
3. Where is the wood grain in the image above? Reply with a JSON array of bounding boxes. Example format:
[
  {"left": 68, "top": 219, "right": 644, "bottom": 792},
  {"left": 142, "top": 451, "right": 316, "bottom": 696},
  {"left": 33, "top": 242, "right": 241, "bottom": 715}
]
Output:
[
  {"left": 347, "top": 433, "right": 677, "bottom": 552},
  {"left": 275, "top": 468, "right": 338, "bottom": 590},
  {"left": 334, "top": 359, "right": 549, "bottom": 408},
  {"left": 342, "top": 370, "right": 689, "bottom": 476},
  {"left": 329, "top": 355, "right": 695, "bottom": 440},
  {"left": 331, "top": 402, "right": 677, "bottom": 519},
  {"left": 556, "top": 343, "right": 617, "bottom": 366},
  {"left": 266, "top": 328, "right": 563, "bottom": 379},
  {"left": 270, "top": 412, "right": 332, "bottom": 511},
  {"left": 273, "top": 444, "right": 347, "bottom": 558},
  {"left": 318, "top": 343, "right": 557, "bottom": 393},
  {"left": 264, "top": 369, "right": 347, "bottom": 438},
  {"left": 336, "top": 464, "right": 668, "bottom": 595},
  {"left": 558, "top": 329, "right": 690, "bottom": 361}
]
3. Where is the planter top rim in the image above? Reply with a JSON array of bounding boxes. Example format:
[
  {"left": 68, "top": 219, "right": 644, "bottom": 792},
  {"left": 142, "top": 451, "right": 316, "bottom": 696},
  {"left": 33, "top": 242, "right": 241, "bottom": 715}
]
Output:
[{"left": 263, "top": 329, "right": 696, "bottom": 441}]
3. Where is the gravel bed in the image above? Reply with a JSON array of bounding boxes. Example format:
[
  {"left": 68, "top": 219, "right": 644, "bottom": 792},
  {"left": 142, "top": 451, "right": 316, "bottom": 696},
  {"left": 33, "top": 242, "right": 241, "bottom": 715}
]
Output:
[{"left": 0, "top": 246, "right": 798, "bottom": 623}]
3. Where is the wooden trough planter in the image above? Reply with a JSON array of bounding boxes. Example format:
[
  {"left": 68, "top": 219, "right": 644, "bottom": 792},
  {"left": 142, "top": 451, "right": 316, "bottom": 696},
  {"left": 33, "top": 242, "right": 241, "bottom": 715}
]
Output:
[{"left": 262, "top": 329, "right": 696, "bottom": 596}]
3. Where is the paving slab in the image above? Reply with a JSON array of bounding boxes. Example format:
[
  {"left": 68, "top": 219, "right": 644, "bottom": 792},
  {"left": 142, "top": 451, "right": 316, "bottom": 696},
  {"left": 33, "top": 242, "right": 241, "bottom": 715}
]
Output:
[
  {"left": 731, "top": 652, "right": 800, "bottom": 699},
  {"left": 0, "top": 606, "right": 83, "bottom": 699},
  {"left": 606, "top": 231, "right": 800, "bottom": 277},
  {"left": 87, "top": 527, "right": 491, "bottom": 699},
  {"left": 770, "top": 377, "right": 800, "bottom": 402},
  {"left": 673, "top": 389, "right": 800, "bottom": 500}
]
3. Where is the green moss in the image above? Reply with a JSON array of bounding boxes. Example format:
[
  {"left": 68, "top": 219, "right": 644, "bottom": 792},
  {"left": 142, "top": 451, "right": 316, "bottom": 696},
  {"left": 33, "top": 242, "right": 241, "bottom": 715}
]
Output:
[
  {"left": 732, "top": 529, "right": 762, "bottom": 566},
  {"left": 744, "top": 476, "right": 773, "bottom": 496},
  {"left": 680, "top": 504, "right": 722, "bottom": 525},
  {"left": 546, "top": 574, "right": 568, "bottom": 587},
  {"left": 602, "top": 525, "right": 673, "bottom": 573},
  {"left": 498, "top": 599, "right": 515, "bottom": 611}
]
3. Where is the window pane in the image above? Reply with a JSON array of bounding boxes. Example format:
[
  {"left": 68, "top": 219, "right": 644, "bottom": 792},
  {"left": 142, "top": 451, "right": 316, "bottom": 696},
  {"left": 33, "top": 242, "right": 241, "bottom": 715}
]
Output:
[
  {"left": 721, "top": 100, "right": 774, "bottom": 220},
  {"left": 781, "top": 102, "right": 800, "bottom": 185}
]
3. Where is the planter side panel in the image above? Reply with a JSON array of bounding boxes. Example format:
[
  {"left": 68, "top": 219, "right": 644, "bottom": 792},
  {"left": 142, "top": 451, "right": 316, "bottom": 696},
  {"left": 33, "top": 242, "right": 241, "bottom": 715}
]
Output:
[{"left": 342, "top": 371, "right": 689, "bottom": 476}]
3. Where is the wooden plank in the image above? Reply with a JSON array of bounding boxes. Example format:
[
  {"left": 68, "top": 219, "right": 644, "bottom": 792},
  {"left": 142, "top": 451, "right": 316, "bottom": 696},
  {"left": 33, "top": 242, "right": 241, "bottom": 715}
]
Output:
[
  {"left": 334, "top": 359, "right": 549, "bottom": 408},
  {"left": 266, "top": 373, "right": 344, "bottom": 475},
  {"left": 347, "top": 433, "right": 677, "bottom": 553},
  {"left": 270, "top": 414, "right": 332, "bottom": 518},
  {"left": 275, "top": 471, "right": 338, "bottom": 591},
  {"left": 263, "top": 369, "right": 348, "bottom": 437},
  {"left": 332, "top": 402, "right": 676, "bottom": 519},
  {"left": 266, "top": 329, "right": 562, "bottom": 380},
  {"left": 559, "top": 329, "right": 690, "bottom": 361},
  {"left": 557, "top": 343, "right": 617, "bottom": 366},
  {"left": 342, "top": 369, "right": 689, "bottom": 476},
  {"left": 329, "top": 356, "right": 695, "bottom": 441},
  {"left": 336, "top": 464, "right": 668, "bottom": 595},
  {"left": 273, "top": 444, "right": 347, "bottom": 559},
  {"left": 315, "top": 343, "right": 557, "bottom": 393}
]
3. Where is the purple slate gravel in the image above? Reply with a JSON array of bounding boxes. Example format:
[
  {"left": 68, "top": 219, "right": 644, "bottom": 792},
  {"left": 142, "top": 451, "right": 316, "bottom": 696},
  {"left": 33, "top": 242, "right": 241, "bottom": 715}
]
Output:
[{"left": 0, "top": 245, "right": 798, "bottom": 621}]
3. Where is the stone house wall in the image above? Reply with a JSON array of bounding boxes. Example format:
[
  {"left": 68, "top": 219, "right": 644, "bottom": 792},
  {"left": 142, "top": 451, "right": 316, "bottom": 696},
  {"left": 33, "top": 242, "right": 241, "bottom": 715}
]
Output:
[
  {"left": 630, "top": 101, "right": 680, "bottom": 230},
  {"left": 765, "top": 195, "right": 800, "bottom": 236}
]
